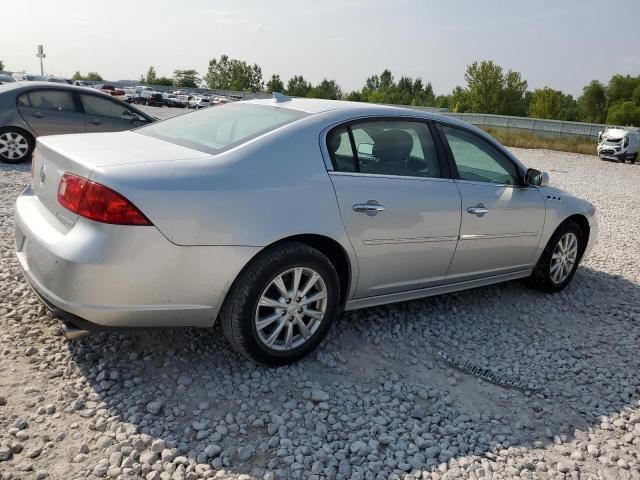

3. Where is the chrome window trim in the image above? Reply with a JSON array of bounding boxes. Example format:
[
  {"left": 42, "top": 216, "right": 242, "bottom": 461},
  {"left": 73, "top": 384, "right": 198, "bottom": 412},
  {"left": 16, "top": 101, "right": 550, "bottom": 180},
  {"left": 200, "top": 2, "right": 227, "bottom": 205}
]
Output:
[{"left": 328, "top": 170, "right": 455, "bottom": 183}]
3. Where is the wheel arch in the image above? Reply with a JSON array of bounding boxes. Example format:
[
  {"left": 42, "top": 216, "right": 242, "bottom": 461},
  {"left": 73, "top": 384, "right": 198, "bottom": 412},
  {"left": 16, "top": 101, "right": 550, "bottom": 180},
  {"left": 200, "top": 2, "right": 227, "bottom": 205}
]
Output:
[
  {"left": 559, "top": 214, "right": 590, "bottom": 259},
  {"left": 224, "top": 234, "right": 353, "bottom": 312},
  {"left": 0, "top": 125, "right": 36, "bottom": 143}
]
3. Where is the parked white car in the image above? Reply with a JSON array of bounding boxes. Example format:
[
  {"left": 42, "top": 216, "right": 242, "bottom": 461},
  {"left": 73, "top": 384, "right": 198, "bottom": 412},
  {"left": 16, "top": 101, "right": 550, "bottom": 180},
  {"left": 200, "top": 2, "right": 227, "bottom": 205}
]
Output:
[
  {"left": 188, "top": 96, "right": 211, "bottom": 109},
  {"left": 597, "top": 128, "right": 639, "bottom": 163}
]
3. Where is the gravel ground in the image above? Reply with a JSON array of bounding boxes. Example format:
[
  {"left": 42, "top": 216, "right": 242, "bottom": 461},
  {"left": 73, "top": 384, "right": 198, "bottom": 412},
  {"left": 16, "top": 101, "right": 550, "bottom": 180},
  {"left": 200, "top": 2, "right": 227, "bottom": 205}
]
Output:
[{"left": 1, "top": 131, "right": 639, "bottom": 480}]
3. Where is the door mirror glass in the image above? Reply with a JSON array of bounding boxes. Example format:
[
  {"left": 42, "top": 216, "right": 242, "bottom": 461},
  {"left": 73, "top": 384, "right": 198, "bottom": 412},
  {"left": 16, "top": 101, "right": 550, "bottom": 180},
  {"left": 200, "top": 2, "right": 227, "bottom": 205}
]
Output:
[
  {"left": 357, "top": 142, "right": 374, "bottom": 156},
  {"left": 524, "top": 168, "right": 549, "bottom": 187}
]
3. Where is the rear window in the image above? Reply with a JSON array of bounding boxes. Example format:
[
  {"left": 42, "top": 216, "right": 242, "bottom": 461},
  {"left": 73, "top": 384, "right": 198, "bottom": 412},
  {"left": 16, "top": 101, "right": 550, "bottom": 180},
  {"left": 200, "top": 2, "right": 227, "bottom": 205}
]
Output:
[{"left": 137, "top": 103, "right": 308, "bottom": 154}]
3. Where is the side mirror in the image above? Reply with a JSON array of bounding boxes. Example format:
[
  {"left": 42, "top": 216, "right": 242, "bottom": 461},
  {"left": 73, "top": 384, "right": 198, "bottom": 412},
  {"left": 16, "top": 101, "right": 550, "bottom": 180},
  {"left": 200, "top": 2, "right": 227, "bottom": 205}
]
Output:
[
  {"left": 524, "top": 168, "right": 549, "bottom": 187},
  {"left": 357, "top": 143, "right": 374, "bottom": 156}
]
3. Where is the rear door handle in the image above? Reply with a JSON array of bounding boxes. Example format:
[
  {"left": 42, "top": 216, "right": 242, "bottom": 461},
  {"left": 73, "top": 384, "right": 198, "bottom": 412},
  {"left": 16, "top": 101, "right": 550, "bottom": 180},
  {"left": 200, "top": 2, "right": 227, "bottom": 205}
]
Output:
[
  {"left": 29, "top": 112, "right": 45, "bottom": 118},
  {"left": 88, "top": 119, "right": 102, "bottom": 125},
  {"left": 353, "top": 201, "right": 384, "bottom": 216},
  {"left": 467, "top": 204, "right": 489, "bottom": 217}
]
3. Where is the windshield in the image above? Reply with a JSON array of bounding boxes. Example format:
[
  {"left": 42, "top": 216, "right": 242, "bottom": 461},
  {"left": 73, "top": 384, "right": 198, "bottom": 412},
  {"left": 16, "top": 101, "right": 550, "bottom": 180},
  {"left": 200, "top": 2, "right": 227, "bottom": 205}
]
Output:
[{"left": 137, "top": 103, "right": 308, "bottom": 154}]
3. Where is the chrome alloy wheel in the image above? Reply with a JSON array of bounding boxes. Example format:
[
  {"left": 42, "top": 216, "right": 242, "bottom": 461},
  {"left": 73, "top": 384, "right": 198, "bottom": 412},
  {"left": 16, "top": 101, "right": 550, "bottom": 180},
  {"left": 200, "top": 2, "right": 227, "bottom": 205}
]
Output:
[
  {"left": 255, "top": 267, "right": 328, "bottom": 351},
  {"left": 0, "top": 132, "right": 29, "bottom": 161},
  {"left": 550, "top": 232, "right": 578, "bottom": 284}
]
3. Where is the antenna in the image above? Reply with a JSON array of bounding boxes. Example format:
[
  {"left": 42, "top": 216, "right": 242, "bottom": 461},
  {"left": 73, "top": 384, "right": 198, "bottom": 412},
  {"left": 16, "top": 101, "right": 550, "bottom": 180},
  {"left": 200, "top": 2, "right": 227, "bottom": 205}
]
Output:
[{"left": 272, "top": 92, "right": 291, "bottom": 103}]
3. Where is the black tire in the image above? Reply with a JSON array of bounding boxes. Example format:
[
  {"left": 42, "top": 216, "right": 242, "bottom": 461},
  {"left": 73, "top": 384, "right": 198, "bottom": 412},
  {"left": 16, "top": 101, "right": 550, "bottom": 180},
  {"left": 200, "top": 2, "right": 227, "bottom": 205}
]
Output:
[
  {"left": 527, "top": 220, "right": 583, "bottom": 292},
  {"left": 631, "top": 153, "right": 637, "bottom": 164},
  {"left": 220, "top": 242, "right": 340, "bottom": 366},
  {"left": 0, "top": 127, "right": 35, "bottom": 164}
]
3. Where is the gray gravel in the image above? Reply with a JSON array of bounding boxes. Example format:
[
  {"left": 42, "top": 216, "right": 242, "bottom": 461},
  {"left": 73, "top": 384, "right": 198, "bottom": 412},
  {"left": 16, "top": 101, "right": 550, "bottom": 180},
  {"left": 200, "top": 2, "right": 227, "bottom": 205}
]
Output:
[{"left": 1, "top": 127, "right": 639, "bottom": 479}]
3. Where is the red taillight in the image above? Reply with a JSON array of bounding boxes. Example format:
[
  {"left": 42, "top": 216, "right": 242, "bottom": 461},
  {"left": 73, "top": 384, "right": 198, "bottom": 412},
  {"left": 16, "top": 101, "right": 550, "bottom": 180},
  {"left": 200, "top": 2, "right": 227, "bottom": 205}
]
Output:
[{"left": 57, "top": 173, "right": 151, "bottom": 226}]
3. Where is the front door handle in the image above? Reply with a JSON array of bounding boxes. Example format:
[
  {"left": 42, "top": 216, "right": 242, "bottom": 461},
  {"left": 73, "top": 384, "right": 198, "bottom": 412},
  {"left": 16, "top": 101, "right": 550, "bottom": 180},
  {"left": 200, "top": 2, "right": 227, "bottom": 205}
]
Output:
[
  {"left": 467, "top": 204, "right": 489, "bottom": 217},
  {"left": 29, "top": 112, "right": 45, "bottom": 118},
  {"left": 353, "top": 201, "right": 384, "bottom": 216},
  {"left": 88, "top": 119, "right": 102, "bottom": 125}
]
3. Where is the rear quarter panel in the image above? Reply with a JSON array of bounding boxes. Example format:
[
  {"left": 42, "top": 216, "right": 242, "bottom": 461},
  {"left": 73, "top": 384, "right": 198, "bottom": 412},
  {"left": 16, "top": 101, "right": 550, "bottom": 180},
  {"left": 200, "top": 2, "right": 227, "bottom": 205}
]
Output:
[{"left": 90, "top": 116, "right": 358, "bottom": 288}]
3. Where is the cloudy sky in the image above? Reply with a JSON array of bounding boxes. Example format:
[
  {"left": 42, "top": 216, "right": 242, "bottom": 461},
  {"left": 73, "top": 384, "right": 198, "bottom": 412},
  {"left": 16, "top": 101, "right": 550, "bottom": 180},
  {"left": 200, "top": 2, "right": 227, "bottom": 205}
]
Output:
[{"left": 3, "top": 0, "right": 639, "bottom": 96}]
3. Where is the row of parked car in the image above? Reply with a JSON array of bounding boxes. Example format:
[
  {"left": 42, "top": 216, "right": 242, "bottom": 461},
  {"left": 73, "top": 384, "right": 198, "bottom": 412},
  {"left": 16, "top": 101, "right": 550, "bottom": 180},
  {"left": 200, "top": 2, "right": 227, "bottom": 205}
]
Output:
[
  {"left": 122, "top": 86, "right": 235, "bottom": 109},
  {"left": 0, "top": 73, "right": 238, "bottom": 111}
]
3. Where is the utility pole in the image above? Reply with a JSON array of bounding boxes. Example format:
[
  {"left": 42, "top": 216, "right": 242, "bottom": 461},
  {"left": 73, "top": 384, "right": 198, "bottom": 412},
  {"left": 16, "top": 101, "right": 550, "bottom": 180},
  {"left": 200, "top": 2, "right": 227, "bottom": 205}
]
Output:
[{"left": 36, "top": 45, "right": 45, "bottom": 76}]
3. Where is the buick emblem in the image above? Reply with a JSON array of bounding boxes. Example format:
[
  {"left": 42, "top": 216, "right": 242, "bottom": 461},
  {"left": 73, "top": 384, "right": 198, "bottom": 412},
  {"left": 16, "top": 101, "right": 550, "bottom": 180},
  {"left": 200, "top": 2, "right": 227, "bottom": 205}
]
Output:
[{"left": 39, "top": 165, "right": 46, "bottom": 184}]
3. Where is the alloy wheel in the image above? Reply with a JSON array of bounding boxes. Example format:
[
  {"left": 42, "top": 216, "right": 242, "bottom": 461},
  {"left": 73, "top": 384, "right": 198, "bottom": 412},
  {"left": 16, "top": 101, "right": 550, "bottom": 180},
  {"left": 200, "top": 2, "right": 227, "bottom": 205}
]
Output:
[
  {"left": 254, "top": 267, "right": 328, "bottom": 351},
  {"left": 0, "top": 132, "right": 29, "bottom": 161},
  {"left": 550, "top": 232, "right": 578, "bottom": 284}
]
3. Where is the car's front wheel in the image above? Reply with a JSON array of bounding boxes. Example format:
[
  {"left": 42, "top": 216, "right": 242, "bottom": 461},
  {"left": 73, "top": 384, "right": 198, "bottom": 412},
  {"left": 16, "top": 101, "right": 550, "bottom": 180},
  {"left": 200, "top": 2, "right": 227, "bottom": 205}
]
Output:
[
  {"left": 221, "top": 242, "right": 340, "bottom": 365},
  {"left": 0, "top": 128, "right": 35, "bottom": 164},
  {"left": 528, "top": 220, "right": 583, "bottom": 292}
]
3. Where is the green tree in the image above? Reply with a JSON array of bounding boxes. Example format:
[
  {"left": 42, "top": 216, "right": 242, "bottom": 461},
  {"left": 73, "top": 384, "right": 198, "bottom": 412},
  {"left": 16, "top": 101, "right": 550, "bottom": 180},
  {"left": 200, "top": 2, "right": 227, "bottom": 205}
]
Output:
[
  {"left": 155, "top": 77, "right": 174, "bottom": 86},
  {"left": 204, "top": 55, "right": 263, "bottom": 91},
  {"left": 308, "top": 79, "right": 343, "bottom": 100},
  {"left": 606, "top": 101, "right": 640, "bottom": 126},
  {"left": 464, "top": 60, "right": 504, "bottom": 114},
  {"left": 0, "top": 60, "right": 4, "bottom": 71},
  {"left": 345, "top": 91, "right": 363, "bottom": 102},
  {"left": 607, "top": 74, "right": 640, "bottom": 105},
  {"left": 578, "top": 80, "right": 607, "bottom": 123},
  {"left": 72, "top": 71, "right": 103, "bottom": 82},
  {"left": 449, "top": 86, "right": 470, "bottom": 112},
  {"left": 632, "top": 84, "right": 640, "bottom": 106},
  {"left": 141, "top": 66, "right": 157, "bottom": 85},
  {"left": 173, "top": 69, "right": 199, "bottom": 88},
  {"left": 85, "top": 72, "right": 103, "bottom": 81},
  {"left": 286, "top": 75, "right": 312, "bottom": 97},
  {"left": 500, "top": 70, "right": 528, "bottom": 116},
  {"left": 266, "top": 74, "right": 285, "bottom": 93},
  {"left": 528, "top": 87, "right": 577, "bottom": 120}
]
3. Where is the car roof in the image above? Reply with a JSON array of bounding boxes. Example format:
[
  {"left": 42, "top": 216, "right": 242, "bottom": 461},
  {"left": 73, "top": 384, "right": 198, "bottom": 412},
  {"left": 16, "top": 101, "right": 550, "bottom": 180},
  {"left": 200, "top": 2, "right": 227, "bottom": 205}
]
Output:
[
  {"left": 242, "top": 96, "right": 467, "bottom": 126},
  {"left": 0, "top": 81, "right": 98, "bottom": 94}
]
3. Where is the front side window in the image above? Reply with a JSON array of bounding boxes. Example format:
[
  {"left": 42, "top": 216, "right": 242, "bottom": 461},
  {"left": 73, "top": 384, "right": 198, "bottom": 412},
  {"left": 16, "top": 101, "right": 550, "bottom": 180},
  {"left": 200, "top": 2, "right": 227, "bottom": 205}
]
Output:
[
  {"left": 441, "top": 125, "right": 520, "bottom": 185},
  {"left": 25, "top": 90, "right": 76, "bottom": 112},
  {"left": 326, "top": 119, "right": 442, "bottom": 179},
  {"left": 80, "top": 94, "right": 135, "bottom": 119},
  {"left": 138, "top": 103, "right": 308, "bottom": 154}
]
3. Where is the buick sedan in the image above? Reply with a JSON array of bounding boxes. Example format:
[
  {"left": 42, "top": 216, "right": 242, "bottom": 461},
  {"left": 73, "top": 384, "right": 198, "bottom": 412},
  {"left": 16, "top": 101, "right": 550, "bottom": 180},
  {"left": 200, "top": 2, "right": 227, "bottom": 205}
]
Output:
[{"left": 14, "top": 95, "right": 597, "bottom": 364}]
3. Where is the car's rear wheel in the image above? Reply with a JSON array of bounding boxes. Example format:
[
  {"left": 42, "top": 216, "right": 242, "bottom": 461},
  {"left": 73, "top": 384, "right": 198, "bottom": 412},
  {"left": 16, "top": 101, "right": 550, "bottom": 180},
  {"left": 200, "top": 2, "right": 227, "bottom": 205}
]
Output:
[
  {"left": 528, "top": 221, "right": 583, "bottom": 292},
  {"left": 0, "top": 128, "right": 35, "bottom": 164},
  {"left": 220, "top": 242, "right": 339, "bottom": 365}
]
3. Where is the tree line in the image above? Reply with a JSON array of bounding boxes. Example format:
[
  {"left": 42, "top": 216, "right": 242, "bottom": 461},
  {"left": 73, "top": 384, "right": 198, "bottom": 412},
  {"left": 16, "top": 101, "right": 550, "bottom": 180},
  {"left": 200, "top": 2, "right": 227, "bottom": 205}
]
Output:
[{"left": 72, "top": 56, "right": 640, "bottom": 126}]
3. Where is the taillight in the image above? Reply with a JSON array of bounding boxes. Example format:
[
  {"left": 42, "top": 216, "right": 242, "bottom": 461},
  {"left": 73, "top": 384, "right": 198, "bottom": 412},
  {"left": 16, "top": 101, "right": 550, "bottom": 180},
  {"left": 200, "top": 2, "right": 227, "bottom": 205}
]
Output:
[{"left": 57, "top": 173, "right": 151, "bottom": 226}]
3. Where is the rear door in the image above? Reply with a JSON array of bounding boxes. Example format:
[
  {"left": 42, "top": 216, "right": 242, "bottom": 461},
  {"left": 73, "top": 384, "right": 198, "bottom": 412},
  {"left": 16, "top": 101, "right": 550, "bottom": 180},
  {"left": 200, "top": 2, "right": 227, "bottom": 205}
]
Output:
[
  {"left": 17, "top": 89, "right": 86, "bottom": 136},
  {"left": 437, "top": 123, "right": 546, "bottom": 281},
  {"left": 327, "top": 118, "right": 462, "bottom": 298},
  {"left": 79, "top": 93, "right": 149, "bottom": 132}
]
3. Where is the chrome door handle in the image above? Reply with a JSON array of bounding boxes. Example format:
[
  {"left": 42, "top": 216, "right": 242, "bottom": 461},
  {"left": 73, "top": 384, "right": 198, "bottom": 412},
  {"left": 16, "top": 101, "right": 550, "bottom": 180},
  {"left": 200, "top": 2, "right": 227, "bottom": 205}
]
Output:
[
  {"left": 30, "top": 112, "right": 45, "bottom": 118},
  {"left": 467, "top": 204, "right": 489, "bottom": 217},
  {"left": 353, "top": 201, "right": 384, "bottom": 216}
]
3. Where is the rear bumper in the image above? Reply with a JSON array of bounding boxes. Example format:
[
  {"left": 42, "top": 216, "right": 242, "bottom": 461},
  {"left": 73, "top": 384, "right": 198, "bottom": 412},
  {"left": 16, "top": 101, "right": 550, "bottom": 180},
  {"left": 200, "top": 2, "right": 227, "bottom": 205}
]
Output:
[{"left": 14, "top": 186, "right": 260, "bottom": 328}]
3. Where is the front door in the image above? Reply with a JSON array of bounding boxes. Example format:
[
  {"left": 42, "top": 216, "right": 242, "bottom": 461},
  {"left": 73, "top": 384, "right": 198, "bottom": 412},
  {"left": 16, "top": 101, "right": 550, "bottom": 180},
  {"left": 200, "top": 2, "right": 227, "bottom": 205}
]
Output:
[
  {"left": 326, "top": 119, "right": 462, "bottom": 298},
  {"left": 438, "top": 124, "right": 546, "bottom": 281},
  {"left": 17, "top": 89, "right": 86, "bottom": 136}
]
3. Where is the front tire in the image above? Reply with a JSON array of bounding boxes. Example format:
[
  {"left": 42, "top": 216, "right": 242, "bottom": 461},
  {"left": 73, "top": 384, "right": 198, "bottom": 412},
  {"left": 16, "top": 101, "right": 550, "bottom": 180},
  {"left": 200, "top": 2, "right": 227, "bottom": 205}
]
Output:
[
  {"left": 220, "top": 242, "right": 340, "bottom": 365},
  {"left": 528, "top": 221, "right": 583, "bottom": 292},
  {"left": 0, "top": 128, "right": 35, "bottom": 164}
]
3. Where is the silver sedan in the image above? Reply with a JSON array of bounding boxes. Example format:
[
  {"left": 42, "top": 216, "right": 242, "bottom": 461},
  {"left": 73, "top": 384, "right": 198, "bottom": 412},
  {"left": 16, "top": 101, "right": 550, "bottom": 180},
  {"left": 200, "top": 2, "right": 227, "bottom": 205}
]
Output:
[{"left": 14, "top": 96, "right": 597, "bottom": 364}]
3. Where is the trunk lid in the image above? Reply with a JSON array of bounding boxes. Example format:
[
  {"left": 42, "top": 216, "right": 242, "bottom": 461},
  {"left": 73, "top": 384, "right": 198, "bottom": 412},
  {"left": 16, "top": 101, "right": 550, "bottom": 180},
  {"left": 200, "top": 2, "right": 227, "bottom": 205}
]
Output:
[{"left": 32, "top": 131, "right": 210, "bottom": 227}]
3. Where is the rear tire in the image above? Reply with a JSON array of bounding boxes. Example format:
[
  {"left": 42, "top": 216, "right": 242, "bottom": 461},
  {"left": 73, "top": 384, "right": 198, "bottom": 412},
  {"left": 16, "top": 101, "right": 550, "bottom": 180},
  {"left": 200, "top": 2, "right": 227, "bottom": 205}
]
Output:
[
  {"left": 631, "top": 153, "right": 637, "bottom": 164},
  {"left": 527, "top": 220, "right": 583, "bottom": 292},
  {"left": 220, "top": 242, "right": 340, "bottom": 366},
  {"left": 0, "top": 128, "right": 35, "bottom": 164}
]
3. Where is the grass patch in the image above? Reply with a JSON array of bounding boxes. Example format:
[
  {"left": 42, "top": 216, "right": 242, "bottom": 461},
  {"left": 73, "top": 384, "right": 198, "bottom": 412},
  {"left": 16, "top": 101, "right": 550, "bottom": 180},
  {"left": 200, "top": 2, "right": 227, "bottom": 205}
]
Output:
[{"left": 480, "top": 126, "right": 596, "bottom": 155}]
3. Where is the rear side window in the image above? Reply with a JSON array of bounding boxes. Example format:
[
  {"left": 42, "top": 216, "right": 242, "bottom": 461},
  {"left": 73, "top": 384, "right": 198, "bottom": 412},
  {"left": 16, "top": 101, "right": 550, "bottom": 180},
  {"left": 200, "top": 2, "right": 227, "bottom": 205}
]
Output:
[
  {"left": 326, "top": 119, "right": 442, "bottom": 179},
  {"left": 138, "top": 103, "right": 308, "bottom": 154},
  {"left": 25, "top": 90, "right": 76, "bottom": 112}
]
